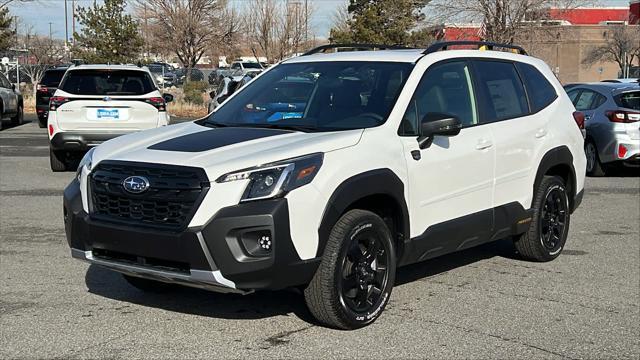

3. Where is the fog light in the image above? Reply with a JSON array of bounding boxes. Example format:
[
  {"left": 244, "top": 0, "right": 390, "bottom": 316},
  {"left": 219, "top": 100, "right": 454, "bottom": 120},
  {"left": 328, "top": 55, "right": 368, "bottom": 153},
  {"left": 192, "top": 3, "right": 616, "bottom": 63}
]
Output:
[{"left": 258, "top": 235, "right": 272, "bottom": 251}]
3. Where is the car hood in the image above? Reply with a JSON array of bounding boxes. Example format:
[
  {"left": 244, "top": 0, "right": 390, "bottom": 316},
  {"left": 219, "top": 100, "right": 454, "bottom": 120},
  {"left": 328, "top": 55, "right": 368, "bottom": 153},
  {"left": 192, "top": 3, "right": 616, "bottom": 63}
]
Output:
[{"left": 91, "top": 121, "right": 363, "bottom": 179}]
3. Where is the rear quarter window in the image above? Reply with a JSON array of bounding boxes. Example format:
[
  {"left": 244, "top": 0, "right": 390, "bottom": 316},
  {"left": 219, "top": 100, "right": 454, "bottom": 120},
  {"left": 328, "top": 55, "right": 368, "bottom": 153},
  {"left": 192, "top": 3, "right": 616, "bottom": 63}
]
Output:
[
  {"left": 515, "top": 63, "right": 558, "bottom": 113},
  {"left": 60, "top": 69, "right": 156, "bottom": 96},
  {"left": 615, "top": 91, "right": 640, "bottom": 110}
]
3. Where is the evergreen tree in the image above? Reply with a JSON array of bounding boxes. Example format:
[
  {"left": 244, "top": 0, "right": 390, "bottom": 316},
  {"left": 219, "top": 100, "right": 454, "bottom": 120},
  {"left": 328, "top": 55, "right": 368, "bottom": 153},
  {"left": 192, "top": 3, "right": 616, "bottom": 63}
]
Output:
[
  {"left": 73, "top": 0, "right": 143, "bottom": 63},
  {"left": 0, "top": 7, "right": 14, "bottom": 53},
  {"left": 329, "top": 0, "right": 431, "bottom": 46}
]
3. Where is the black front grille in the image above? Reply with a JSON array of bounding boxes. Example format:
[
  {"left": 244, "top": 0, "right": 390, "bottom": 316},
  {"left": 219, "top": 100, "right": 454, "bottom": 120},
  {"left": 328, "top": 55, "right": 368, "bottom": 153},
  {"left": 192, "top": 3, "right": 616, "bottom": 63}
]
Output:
[{"left": 89, "top": 161, "right": 209, "bottom": 231}]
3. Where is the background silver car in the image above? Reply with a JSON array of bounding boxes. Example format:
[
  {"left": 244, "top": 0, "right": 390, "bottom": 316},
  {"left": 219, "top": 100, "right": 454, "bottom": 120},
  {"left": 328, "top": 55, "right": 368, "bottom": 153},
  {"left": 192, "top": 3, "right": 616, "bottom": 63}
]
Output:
[{"left": 566, "top": 83, "right": 639, "bottom": 176}]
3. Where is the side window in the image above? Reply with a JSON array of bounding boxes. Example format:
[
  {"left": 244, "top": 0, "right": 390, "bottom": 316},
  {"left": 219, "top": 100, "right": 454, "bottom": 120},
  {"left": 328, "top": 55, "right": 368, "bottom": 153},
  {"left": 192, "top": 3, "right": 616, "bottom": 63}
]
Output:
[
  {"left": 574, "top": 90, "right": 596, "bottom": 111},
  {"left": 399, "top": 61, "right": 478, "bottom": 136},
  {"left": 472, "top": 60, "right": 529, "bottom": 123},
  {"left": 232, "top": 63, "right": 240, "bottom": 70},
  {"left": 515, "top": 62, "right": 558, "bottom": 112},
  {"left": 567, "top": 89, "right": 580, "bottom": 104}
]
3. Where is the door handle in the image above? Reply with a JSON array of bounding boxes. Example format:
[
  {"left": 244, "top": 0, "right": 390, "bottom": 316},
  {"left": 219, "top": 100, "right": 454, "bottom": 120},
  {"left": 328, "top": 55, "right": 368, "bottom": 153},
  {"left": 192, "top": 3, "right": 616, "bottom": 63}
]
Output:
[
  {"left": 475, "top": 139, "right": 493, "bottom": 150},
  {"left": 535, "top": 128, "right": 548, "bottom": 138}
]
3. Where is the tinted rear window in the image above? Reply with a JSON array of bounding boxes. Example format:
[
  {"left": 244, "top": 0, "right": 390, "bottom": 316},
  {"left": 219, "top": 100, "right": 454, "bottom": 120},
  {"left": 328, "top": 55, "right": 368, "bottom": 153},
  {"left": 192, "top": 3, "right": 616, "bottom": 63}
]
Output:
[
  {"left": 515, "top": 63, "right": 557, "bottom": 112},
  {"left": 60, "top": 70, "right": 156, "bottom": 95},
  {"left": 473, "top": 60, "right": 529, "bottom": 122},
  {"left": 615, "top": 91, "right": 640, "bottom": 110},
  {"left": 40, "top": 69, "right": 67, "bottom": 87},
  {"left": 243, "top": 62, "right": 262, "bottom": 69}
]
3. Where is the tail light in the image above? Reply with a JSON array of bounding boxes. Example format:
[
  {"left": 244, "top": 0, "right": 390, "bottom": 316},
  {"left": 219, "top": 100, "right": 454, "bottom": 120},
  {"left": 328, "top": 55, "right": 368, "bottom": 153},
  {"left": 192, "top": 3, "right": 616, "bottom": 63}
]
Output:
[
  {"left": 605, "top": 110, "right": 640, "bottom": 123},
  {"left": 572, "top": 111, "right": 585, "bottom": 129},
  {"left": 36, "top": 84, "right": 48, "bottom": 93},
  {"left": 145, "top": 97, "right": 166, "bottom": 111},
  {"left": 49, "top": 96, "right": 69, "bottom": 111}
]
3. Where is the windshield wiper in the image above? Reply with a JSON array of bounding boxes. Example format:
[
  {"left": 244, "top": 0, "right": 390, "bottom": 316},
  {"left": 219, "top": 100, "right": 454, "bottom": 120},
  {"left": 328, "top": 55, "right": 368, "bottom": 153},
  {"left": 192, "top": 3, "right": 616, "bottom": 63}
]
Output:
[{"left": 236, "top": 123, "right": 319, "bottom": 132}]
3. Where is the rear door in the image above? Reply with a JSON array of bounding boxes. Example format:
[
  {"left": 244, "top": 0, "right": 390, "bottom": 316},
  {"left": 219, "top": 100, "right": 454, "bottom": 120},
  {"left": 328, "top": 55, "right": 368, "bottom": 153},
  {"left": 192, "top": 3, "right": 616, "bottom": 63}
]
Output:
[
  {"left": 56, "top": 69, "right": 160, "bottom": 131},
  {"left": 472, "top": 60, "right": 547, "bottom": 210},
  {"left": 0, "top": 73, "right": 17, "bottom": 114}
]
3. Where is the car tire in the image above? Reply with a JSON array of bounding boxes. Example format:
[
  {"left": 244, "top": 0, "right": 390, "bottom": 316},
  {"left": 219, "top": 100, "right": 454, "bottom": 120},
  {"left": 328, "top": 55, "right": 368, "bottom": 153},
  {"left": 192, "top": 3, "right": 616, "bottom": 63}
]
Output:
[
  {"left": 50, "top": 148, "right": 68, "bottom": 172},
  {"left": 585, "top": 140, "right": 606, "bottom": 177},
  {"left": 38, "top": 118, "right": 47, "bottom": 128},
  {"left": 123, "top": 275, "right": 174, "bottom": 293},
  {"left": 304, "top": 209, "right": 396, "bottom": 330},
  {"left": 10, "top": 105, "right": 23, "bottom": 126},
  {"left": 514, "top": 175, "right": 570, "bottom": 262}
]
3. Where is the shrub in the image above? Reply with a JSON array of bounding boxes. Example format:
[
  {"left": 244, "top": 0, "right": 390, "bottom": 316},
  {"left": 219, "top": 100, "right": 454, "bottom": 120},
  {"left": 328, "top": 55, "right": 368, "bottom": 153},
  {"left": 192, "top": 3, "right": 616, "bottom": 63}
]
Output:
[{"left": 183, "top": 80, "right": 208, "bottom": 105}]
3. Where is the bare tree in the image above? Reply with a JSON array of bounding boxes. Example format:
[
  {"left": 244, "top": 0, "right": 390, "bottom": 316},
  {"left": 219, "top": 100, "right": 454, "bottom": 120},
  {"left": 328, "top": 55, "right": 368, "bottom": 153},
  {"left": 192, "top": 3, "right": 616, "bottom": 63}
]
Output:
[
  {"left": 582, "top": 25, "right": 640, "bottom": 78},
  {"left": 135, "top": 0, "right": 226, "bottom": 82},
  {"left": 18, "top": 28, "right": 64, "bottom": 95},
  {"left": 245, "top": 0, "right": 315, "bottom": 63},
  {"left": 427, "top": 0, "right": 589, "bottom": 44},
  {"left": 244, "top": 0, "right": 278, "bottom": 63}
]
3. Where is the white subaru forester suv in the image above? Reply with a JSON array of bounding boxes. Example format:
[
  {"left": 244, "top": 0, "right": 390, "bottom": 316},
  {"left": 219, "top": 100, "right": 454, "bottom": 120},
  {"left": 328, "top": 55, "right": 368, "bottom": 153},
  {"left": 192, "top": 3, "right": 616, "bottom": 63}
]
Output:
[
  {"left": 64, "top": 42, "right": 586, "bottom": 329},
  {"left": 48, "top": 64, "right": 173, "bottom": 171}
]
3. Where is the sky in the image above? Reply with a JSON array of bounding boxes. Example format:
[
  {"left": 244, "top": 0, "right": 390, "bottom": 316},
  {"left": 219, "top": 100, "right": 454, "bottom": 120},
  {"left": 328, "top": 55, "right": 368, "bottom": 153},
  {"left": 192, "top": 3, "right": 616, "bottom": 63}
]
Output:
[{"left": 6, "top": 0, "right": 633, "bottom": 42}]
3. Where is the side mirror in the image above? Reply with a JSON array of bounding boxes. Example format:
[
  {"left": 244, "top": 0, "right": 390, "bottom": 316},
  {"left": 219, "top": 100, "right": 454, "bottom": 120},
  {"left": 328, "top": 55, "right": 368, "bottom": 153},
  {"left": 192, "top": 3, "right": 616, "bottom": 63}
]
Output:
[
  {"left": 209, "top": 90, "right": 217, "bottom": 99},
  {"left": 418, "top": 113, "right": 462, "bottom": 149},
  {"left": 162, "top": 93, "right": 174, "bottom": 103}
]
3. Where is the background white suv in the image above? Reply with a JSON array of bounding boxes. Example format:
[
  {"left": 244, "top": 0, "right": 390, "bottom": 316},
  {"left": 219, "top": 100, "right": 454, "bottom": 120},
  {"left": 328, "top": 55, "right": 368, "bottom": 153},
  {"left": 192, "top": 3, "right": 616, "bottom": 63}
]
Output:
[
  {"left": 64, "top": 42, "right": 586, "bottom": 330},
  {"left": 47, "top": 64, "right": 172, "bottom": 171}
]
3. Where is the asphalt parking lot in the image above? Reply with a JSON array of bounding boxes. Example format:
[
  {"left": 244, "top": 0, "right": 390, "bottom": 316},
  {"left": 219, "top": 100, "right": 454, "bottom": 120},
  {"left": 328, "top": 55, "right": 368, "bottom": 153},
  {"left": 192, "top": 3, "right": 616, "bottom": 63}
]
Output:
[{"left": 1, "top": 116, "right": 639, "bottom": 359}]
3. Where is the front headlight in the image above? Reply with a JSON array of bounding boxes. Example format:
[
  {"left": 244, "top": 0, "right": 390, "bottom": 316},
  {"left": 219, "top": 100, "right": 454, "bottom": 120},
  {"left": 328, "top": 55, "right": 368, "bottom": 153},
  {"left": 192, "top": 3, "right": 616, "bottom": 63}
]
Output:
[
  {"left": 216, "top": 153, "right": 323, "bottom": 202},
  {"left": 76, "top": 147, "right": 95, "bottom": 181}
]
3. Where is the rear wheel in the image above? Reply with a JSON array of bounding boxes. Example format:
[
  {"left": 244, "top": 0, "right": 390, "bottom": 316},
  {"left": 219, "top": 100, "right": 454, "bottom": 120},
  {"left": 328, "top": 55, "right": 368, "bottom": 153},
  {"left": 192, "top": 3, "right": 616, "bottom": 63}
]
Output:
[
  {"left": 585, "top": 140, "right": 606, "bottom": 177},
  {"left": 304, "top": 209, "right": 396, "bottom": 329},
  {"left": 38, "top": 117, "right": 47, "bottom": 128},
  {"left": 123, "top": 275, "right": 174, "bottom": 293},
  {"left": 10, "top": 105, "right": 23, "bottom": 126},
  {"left": 514, "top": 176, "right": 570, "bottom": 262},
  {"left": 49, "top": 148, "right": 68, "bottom": 172}
]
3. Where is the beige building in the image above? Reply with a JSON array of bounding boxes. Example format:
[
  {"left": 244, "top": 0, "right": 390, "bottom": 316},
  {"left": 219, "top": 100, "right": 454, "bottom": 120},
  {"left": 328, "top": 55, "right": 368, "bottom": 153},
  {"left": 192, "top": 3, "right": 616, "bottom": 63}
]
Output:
[{"left": 521, "top": 25, "right": 639, "bottom": 84}]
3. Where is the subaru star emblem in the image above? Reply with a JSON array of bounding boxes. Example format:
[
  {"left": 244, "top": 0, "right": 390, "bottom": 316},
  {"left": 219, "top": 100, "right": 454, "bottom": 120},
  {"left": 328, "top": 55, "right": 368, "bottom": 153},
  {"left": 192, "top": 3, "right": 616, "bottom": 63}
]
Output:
[
  {"left": 122, "top": 176, "right": 150, "bottom": 194},
  {"left": 103, "top": 96, "right": 111, "bottom": 102}
]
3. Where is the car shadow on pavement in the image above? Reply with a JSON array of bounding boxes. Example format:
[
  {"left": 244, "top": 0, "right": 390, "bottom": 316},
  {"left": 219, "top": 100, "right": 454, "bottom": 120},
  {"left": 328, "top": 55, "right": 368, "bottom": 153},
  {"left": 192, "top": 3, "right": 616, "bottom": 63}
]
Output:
[
  {"left": 85, "top": 238, "right": 519, "bottom": 324},
  {"left": 85, "top": 265, "right": 317, "bottom": 323},
  {"left": 395, "top": 238, "right": 518, "bottom": 286}
]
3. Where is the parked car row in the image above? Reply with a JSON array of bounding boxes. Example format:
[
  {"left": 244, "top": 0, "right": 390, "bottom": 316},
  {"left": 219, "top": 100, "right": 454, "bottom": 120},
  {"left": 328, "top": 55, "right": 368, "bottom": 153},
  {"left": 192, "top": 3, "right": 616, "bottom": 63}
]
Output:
[{"left": 208, "top": 60, "right": 264, "bottom": 86}]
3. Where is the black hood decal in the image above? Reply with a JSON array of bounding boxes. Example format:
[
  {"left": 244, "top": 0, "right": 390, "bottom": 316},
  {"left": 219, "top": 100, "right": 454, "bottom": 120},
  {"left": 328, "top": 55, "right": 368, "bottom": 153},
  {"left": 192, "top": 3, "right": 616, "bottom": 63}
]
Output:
[{"left": 147, "top": 127, "right": 291, "bottom": 152}]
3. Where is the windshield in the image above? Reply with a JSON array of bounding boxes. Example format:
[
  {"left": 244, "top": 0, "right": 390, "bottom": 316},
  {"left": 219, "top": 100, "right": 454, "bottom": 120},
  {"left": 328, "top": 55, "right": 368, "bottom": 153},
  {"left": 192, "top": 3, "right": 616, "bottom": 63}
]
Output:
[
  {"left": 206, "top": 61, "right": 413, "bottom": 132},
  {"left": 59, "top": 69, "right": 156, "bottom": 95},
  {"left": 243, "top": 62, "right": 262, "bottom": 69}
]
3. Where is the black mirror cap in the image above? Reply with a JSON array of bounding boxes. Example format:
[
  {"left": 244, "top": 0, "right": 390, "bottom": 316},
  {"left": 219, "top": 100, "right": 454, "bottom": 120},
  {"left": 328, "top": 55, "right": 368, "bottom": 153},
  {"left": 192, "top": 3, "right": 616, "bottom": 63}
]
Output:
[
  {"left": 418, "top": 113, "right": 462, "bottom": 149},
  {"left": 162, "top": 93, "right": 174, "bottom": 103}
]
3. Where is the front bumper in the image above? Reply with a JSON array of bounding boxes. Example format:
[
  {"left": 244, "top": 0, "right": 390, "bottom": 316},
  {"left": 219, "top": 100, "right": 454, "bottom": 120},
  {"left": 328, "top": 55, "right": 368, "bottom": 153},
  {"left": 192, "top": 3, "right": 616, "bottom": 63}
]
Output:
[
  {"left": 64, "top": 179, "right": 319, "bottom": 293},
  {"left": 50, "top": 132, "right": 131, "bottom": 151}
]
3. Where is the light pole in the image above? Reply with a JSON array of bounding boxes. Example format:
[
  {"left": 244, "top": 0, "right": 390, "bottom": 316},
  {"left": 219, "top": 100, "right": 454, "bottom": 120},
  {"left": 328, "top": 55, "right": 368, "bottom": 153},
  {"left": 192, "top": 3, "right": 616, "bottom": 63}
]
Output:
[{"left": 64, "top": 0, "right": 69, "bottom": 46}]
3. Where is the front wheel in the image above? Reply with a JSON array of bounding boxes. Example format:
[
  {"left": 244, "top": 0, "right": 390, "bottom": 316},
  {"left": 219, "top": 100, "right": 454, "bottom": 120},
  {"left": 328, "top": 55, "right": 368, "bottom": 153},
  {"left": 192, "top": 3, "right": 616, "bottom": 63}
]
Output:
[
  {"left": 304, "top": 209, "right": 396, "bottom": 329},
  {"left": 514, "top": 175, "right": 570, "bottom": 262}
]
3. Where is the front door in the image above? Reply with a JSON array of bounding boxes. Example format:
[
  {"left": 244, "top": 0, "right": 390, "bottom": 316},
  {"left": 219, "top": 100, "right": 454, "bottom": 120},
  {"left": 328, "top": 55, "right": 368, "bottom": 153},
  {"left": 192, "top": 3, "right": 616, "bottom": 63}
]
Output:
[{"left": 398, "top": 60, "right": 495, "bottom": 261}]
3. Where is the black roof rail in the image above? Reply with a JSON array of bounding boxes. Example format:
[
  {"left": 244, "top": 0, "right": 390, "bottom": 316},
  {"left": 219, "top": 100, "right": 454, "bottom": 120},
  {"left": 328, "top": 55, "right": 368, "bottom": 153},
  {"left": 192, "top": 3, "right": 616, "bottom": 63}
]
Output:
[
  {"left": 423, "top": 41, "right": 527, "bottom": 55},
  {"left": 303, "top": 43, "right": 414, "bottom": 56}
]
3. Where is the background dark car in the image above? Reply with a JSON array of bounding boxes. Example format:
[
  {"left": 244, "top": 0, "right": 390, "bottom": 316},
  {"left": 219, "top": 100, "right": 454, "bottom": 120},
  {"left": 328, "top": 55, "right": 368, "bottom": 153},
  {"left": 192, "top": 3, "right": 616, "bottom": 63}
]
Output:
[
  {"left": 175, "top": 68, "right": 205, "bottom": 84},
  {"left": 35, "top": 66, "right": 69, "bottom": 128}
]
